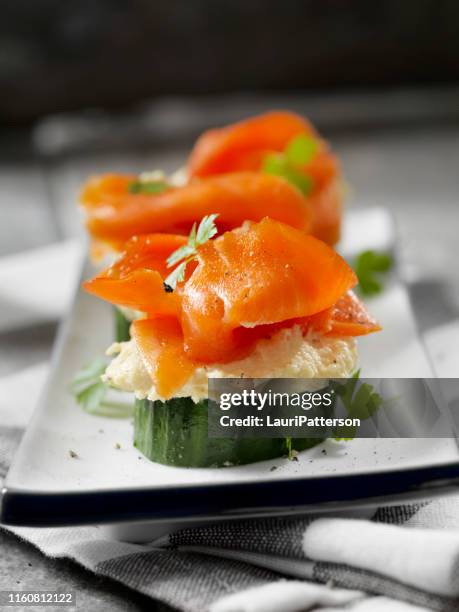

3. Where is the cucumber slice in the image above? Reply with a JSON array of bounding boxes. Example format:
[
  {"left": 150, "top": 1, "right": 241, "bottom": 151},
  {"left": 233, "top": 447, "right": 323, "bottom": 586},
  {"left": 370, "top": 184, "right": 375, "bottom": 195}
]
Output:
[
  {"left": 134, "top": 397, "right": 322, "bottom": 467},
  {"left": 114, "top": 307, "right": 131, "bottom": 342}
]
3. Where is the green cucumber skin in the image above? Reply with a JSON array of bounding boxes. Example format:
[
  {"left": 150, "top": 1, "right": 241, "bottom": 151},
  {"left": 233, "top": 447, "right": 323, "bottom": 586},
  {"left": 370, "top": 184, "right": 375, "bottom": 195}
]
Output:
[
  {"left": 114, "top": 308, "right": 131, "bottom": 342},
  {"left": 134, "top": 397, "right": 322, "bottom": 468}
]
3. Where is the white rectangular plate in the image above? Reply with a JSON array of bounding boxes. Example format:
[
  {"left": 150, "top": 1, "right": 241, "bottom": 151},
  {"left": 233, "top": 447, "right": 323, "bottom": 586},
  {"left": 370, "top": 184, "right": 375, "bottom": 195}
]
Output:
[{"left": 2, "top": 209, "right": 459, "bottom": 527}]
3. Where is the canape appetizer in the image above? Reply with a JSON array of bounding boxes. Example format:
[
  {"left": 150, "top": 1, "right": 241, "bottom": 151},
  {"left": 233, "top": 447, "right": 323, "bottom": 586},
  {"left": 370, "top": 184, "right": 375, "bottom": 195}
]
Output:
[
  {"left": 79, "top": 112, "right": 343, "bottom": 343},
  {"left": 83, "top": 216, "right": 380, "bottom": 467},
  {"left": 81, "top": 171, "right": 314, "bottom": 341},
  {"left": 187, "top": 111, "right": 343, "bottom": 245},
  {"left": 80, "top": 111, "right": 341, "bottom": 252}
]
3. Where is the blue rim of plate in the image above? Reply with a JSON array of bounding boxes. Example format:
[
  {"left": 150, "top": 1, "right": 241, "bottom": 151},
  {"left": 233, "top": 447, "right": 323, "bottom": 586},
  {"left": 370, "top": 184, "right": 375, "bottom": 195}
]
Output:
[{"left": 2, "top": 460, "right": 459, "bottom": 526}]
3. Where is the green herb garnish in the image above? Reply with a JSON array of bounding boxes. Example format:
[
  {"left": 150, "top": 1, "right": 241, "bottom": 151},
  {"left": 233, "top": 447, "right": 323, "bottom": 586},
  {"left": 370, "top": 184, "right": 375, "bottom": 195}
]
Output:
[
  {"left": 354, "top": 250, "right": 393, "bottom": 297},
  {"left": 263, "top": 154, "right": 314, "bottom": 195},
  {"left": 285, "top": 135, "right": 318, "bottom": 165},
  {"left": 331, "top": 370, "right": 383, "bottom": 439},
  {"left": 165, "top": 214, "right": 219, "bottom": 289},
  {"left": 262, "top": 134, "right": 317, "bottom": 195},
  {"left": 69, "top": 357, "right": 107, "bottom": 412},
  {"left": 70, "top": 358, "right": 133, "bottom": 418},
  {"left": 128, "top": 181, "right": 169, "bottom": 195},
  {"left": 285, "top": 436, "right": 293, "bottom": 460}
]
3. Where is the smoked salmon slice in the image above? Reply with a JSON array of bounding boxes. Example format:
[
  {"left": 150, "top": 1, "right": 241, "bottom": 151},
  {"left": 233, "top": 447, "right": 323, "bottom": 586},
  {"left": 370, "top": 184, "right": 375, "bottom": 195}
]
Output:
[
  {"left": 81, "top": 174, "right": 136, "bottom": 209},
  {"left": 328, "top": 291, "right": 382, "bottom": 337},
  {"left": 83, "top": 172, "right": 312, "bottom": 246},
  {"left": 187, "top": 111, "right": 316, "bottom": 176},
  {"left": 107, "top": 234, "right": 188, "bottom": 279},
  {"left": 306, "top": 291, "right": 381, "bottom": 337},
  {"left": 186, "top": 111, "right": 342, "bottom": 245},
  {"left": 308, "top": 179, "right": 343, "bottom": 246},
  {"left": 83, "top": 234, "right": 186, "bottom": 316},
  {"left": 132, "top": 317, "right": 196, "bottom": 399},
  {"left": 181, "top": 218, "right": 357, "bottom": 362}
]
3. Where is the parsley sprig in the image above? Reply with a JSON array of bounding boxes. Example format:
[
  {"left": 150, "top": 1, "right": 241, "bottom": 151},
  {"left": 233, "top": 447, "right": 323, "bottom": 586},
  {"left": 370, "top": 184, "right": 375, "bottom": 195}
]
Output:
[
  {"left": 331, "top": 370, "right": 383, "bottom": 439},
  {"left": 165, "top": 214, "right": 219, "bottom": 289},
  {"left": 262, "top": 134, "right": 318, "bottom": 196},
  {"left": 354, "top": 250, "right": 393, "bottom": 297},
  {"left": 69, "top": 358, "right": 133, "bottom": 418},
  {"left": 128, "top": 180, "right": 169, "bottom": 195}
]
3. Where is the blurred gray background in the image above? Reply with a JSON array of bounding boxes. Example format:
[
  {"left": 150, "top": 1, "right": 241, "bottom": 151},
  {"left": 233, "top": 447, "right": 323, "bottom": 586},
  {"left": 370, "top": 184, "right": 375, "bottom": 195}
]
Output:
[
  {"left": 1, "top": 1, "right": 459, "bottom": 609},
  {"left": 1, "top": 0, "right": 459, "bottom": 126}
]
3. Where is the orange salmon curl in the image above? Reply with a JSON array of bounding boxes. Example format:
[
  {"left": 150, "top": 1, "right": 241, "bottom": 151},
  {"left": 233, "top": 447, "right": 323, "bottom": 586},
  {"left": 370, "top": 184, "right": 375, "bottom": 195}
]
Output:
[
  {"left": 81, "top": 172, "right": 313, "bottom": 247},
  {"left": 187, "top": 111, "right": 343, "bottom": 245},
  {"left": 83, "top": 219, "right": 380, "bottom": 399}
]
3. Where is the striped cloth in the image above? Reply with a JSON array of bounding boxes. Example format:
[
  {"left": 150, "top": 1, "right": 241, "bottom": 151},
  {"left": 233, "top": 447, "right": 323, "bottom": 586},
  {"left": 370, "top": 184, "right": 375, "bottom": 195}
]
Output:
[{"left": 1, "top": 363, "right": 459, "bottom": 612}]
